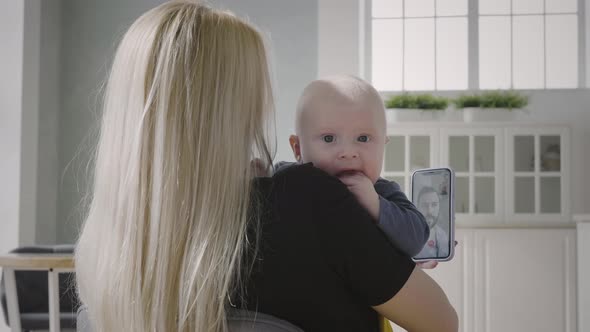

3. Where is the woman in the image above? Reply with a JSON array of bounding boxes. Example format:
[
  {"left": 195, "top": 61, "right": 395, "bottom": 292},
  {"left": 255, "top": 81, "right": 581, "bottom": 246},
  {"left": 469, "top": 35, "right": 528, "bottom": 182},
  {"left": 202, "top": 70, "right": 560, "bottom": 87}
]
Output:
[{"left": 75, "top": 1, "right": 457, "bottom": 331}]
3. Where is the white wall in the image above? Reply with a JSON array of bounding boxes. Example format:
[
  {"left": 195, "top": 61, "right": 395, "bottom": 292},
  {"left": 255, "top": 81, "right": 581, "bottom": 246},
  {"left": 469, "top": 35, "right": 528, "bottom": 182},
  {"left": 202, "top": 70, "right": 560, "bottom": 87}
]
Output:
[
  {"left": 0, "top": 1, "right": 41, "bottom": 330},
  {"left": 0, "top": 0, "right": 63, "bottom": 252},
  {"left": 0, "top": 0, "right": 42, "bottom": 250},
  {"left": 318, "top": 0, "right": 363, "bottom": 77},
  {"left": 0, "top": 11, "right": 26, "bottom": 325},
  {"left": 0, "top": 0, "right": 25, "bottom": 261}
]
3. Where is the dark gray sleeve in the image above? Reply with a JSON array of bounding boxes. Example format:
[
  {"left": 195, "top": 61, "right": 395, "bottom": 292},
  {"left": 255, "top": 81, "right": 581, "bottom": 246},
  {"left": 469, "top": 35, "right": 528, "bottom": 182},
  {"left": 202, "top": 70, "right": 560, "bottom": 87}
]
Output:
[
  {"left": 273, "top": 161, "right": 297, "bottom": 174},
  {"left": 374, "top": 178, "right": 430, "bottom": 257}
]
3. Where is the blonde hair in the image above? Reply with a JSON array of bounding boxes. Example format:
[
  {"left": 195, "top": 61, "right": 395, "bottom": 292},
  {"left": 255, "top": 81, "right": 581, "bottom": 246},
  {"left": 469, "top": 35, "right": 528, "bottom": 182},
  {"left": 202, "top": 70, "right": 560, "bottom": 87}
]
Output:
[{"left": 75, "top": 1, "right": 274, "bottom": 331}]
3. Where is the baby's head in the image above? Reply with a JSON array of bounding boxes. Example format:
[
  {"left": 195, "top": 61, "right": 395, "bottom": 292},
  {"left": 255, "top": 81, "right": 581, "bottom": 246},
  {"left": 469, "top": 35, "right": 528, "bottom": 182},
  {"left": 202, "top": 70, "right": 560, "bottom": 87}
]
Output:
[{"left": 290, "top": 75, "right": 387, "bottom": 183}]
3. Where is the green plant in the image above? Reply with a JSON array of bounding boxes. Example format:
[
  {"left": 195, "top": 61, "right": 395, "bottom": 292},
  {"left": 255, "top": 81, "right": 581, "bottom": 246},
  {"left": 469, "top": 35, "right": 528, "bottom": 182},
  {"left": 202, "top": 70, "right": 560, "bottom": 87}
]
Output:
[
  {"left": 453, "top": 91, "right": 528, "bottom": 110},
  {"left": 385, "top": 94, "right": 449, "bottom": 110}
]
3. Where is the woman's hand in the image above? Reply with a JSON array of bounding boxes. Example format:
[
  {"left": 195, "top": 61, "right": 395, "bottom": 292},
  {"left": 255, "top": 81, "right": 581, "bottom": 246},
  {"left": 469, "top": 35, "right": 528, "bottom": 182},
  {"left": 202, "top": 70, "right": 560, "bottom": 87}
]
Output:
[
  {"left": 250, "top": 158, "right": 270, "bottom": 177},
  {"left": 416, "top": 241, "right": 458, "bottom": 269},
  {"left": 417, "top": 261, "right": 439, "bottom": 269}
]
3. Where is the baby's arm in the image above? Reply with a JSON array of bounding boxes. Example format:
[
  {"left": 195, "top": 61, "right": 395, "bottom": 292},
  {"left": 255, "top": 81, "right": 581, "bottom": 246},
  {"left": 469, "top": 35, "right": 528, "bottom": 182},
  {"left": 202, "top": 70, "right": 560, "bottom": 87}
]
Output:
[{"left": 374, "top": 178, "right": 430, "bottom": 257}]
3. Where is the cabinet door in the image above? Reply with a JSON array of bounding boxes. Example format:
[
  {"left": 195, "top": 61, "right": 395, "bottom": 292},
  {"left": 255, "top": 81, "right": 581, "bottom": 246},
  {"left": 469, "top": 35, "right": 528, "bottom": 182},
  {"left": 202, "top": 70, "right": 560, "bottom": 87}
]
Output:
[
  {"left": 389, "top": 229, "right": 473, "bottom": 332},
  {"left": 424, "top": 229, "right": 473, "bottom": 332},
  {"left": 441, "top": 128, "right": 504, "bottom": 226},
  {"left": 473, "top": 229, "right": 576, "bottom": 332},
  {"left": 383, "top": 127, "right": 439, "bottom": 195},
  {"left": 506, "top": 127, "right": 570, "bottom": 223}
]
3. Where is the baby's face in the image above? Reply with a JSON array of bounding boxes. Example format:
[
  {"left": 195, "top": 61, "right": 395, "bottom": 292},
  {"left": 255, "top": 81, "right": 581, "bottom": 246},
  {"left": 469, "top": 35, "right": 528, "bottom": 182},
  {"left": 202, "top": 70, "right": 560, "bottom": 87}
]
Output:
[{"left": 294, "top": 97, "right": 386, "bottom": 183}]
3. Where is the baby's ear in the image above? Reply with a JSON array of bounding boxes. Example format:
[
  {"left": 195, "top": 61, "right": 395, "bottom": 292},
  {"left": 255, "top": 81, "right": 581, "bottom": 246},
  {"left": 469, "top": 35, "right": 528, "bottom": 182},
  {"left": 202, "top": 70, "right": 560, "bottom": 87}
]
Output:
[{"left": 289, "top": 135, "right": 302, "bottom": 161}]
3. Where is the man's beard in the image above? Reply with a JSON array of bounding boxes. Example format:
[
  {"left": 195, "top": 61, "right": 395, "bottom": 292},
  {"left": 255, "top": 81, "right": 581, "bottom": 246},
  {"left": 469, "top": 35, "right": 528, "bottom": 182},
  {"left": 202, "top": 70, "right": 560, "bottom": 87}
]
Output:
[{"left": 426, "top": 216, "right": 438, "bottom": 228}]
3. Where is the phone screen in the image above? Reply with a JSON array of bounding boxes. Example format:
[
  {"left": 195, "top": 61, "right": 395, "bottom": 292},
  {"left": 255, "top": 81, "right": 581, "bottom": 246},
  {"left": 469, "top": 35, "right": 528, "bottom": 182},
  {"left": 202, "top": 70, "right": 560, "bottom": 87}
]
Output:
[{"left": 412, "top": 168, "right": 455, "bottom": 262}]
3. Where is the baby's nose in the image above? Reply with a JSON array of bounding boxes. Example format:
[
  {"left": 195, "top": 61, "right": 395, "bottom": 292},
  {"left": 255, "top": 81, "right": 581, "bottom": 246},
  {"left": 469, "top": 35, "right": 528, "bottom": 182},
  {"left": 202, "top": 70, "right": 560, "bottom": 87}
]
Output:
[{"left": 338, "top": 147, "right": 359, "bottom": 159}]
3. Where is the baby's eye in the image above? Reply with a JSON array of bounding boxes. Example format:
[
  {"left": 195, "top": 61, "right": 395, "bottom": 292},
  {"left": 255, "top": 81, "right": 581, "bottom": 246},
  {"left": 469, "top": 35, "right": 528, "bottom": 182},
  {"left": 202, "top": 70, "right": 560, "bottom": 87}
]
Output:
[
  {"left": 357, "top": 135, "right": 370, "bottom": 143},
  {"left": 322, "top": 135, "right": 335, "bottom": 143}
]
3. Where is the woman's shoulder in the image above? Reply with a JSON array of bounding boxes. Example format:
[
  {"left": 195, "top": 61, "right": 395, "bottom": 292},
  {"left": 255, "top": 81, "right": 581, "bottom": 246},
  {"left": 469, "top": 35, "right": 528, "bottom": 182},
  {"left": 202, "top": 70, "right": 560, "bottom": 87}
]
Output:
[{"left": 272, "top": 163, "right": 348, "bottom": 197}]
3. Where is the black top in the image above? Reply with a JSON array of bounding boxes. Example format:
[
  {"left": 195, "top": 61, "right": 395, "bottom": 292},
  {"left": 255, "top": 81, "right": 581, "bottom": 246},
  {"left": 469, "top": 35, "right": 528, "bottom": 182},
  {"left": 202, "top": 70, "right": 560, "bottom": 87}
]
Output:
[{"left": 242, "top": 163, "right": 415, "bottom": 332}]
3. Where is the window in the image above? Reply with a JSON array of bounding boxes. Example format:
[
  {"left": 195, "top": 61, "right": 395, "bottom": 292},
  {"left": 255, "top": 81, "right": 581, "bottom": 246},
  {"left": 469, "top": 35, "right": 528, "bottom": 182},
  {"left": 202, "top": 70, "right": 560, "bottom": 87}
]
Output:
[
  {"left": 479, "top": 0, "right": 579, "bottom": 89},
  {"left": 370, "top": 0, "right": 468, "bottom": 91},
  {"left": 369, "top": 0, "right": 581, "bottom": 91}
]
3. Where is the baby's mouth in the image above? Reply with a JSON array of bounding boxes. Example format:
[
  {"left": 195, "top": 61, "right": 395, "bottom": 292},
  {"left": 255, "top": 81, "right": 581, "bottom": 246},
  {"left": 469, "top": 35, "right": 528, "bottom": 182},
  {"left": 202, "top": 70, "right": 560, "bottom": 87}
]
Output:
[{"left": 335, "top": 170, "right": 362, "bottom": 177}]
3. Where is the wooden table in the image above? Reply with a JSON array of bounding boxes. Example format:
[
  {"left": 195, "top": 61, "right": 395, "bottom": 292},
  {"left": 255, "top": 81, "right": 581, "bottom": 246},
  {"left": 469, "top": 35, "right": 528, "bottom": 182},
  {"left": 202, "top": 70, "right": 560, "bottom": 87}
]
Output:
[{"left": 0, "top": 253, "right": 74, "bottom": 332}]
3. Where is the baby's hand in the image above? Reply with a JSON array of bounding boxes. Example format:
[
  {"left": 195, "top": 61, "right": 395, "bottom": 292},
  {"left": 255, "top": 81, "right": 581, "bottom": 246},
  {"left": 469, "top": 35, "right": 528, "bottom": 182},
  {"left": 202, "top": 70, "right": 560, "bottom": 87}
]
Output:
[
  {"left": 250, "top": 158, "right": 270, "bottom": 177},
  {"left": 337, "top": 172, "right": 380, "bottom": 220}
]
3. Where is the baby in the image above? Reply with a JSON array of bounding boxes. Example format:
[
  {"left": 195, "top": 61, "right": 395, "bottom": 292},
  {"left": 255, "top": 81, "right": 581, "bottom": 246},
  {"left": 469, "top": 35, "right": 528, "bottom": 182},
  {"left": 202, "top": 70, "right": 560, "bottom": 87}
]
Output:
[
  {"left": 275, "top": 75, "right": 430, "bottom": 332},
  {"left": 276, "top": 75, "right": 429, "bottom": 260}
]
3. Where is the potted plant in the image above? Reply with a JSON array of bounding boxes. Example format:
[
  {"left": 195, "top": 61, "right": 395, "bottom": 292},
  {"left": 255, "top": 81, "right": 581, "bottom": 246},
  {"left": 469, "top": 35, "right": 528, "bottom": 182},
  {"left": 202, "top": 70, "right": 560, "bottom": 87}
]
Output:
[
  {"left": 453, "top": 91, "right": 529, "bottom": 122},
  {"left": 385, "top": 94, "right": 450, "bottom": 122}
]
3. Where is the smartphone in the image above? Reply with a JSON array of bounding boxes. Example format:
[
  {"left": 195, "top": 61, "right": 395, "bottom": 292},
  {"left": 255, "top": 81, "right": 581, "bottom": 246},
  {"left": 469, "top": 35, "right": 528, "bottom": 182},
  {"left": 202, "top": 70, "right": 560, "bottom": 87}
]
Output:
[{"left": 411, "top": 167, "right": 455, "bottom": 262}]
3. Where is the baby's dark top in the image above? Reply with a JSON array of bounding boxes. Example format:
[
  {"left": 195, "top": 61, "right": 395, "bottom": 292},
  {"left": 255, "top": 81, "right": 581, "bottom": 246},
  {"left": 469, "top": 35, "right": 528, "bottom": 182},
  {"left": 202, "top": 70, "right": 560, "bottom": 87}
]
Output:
[{"left": 241, "top": 163, "right": 415, "bottom": 332}]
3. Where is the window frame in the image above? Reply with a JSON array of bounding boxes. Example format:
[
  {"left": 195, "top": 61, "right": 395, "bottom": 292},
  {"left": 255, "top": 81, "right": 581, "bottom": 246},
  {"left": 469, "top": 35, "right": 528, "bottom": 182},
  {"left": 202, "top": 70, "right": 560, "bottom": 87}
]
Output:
[{"left": 364, "top": 0, "right": 587, "bottom": 92}]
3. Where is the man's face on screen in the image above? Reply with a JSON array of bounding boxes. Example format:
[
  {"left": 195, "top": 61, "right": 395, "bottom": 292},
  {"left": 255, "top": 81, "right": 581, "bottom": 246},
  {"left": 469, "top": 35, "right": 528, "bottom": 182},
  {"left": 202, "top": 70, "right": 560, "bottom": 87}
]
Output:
[{"left": 418, "top": 192, "right": 440, "bottom": 228}]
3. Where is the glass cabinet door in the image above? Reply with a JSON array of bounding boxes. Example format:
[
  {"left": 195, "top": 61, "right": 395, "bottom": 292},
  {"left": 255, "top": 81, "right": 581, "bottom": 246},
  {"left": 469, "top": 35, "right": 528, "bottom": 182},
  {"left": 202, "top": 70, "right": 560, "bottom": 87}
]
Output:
[
  {"left": 508, "top": 128, "right": 569, "bottom": 222},
  {"left": 442, "top": 128, "right": 503, "bottom": 225},
  {"left": 383, "top": 128, "right": 438, "bottom": 194},
  {"left": 383, "top": 135, "right": 407, "bottom": 191}
]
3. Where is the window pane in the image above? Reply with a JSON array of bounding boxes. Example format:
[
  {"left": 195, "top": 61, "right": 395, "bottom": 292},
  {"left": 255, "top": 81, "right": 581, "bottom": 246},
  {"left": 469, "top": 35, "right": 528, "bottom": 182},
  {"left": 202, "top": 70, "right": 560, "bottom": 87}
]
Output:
[
  {"left": 546, "top": 0, "right": 577, "bottom": 13},
  {"left": 479, "top": 17, "right": 511, "bottom": 89},
  {"left": 546, "top": 15, "right": 578, "bottom": 88},
  {"left": 479, "top": 0, "right": 510, "bottom": 15},
  {"left": 512, "top": 0, "right": 543, "bottom": 14},
  {"left": 405, "top": 0, "right": 435, "bottom": 17},
  {"left": 540, "top": 136, "right": 561, "bottom": 172},
  {"left": 540, "top": 177, "right": 561, "bottom": 213},
  {"left": 437, "top": 0, "right": 468, "bottom": 16},
  {"left": 456, "top": 176, "right": 470, "bottom": 213},
  {"left": 514, "top": 136, "right": 535, "bottom": 172},
  {"left": 372, "top": 19, "right": 403, "bottom": 91},
  {"left": 372, "top": 0, "right": 403, "bottom": 18},
  {"left": 449, "top": 136, "right": 469, "bottom": 172},
  {"left": 386, "top": 176, "right": 406, "bottom": 192},
  {"left": 385, "top": 136, "right": 405, "bottom": 171},
  {"left": 515, "top": 177, "right": 535, "bottom": 213},
  {"left": 513, "top": 16, "right": 544, "bottom": 89},
  {"left": 475, "top": 177, "right": 495, "bottom": 213},
  {"left": 410, "top": 136, "right": 430, "bottom": 171},
  {"left": 405, "top": 19, "right": 435, "bottom": 90},
  {"left": 474, "top": 136, "right": 495, "bottom": 172},
  {"left": 437, "top": 17, "right": 468, "bottom": 90}
]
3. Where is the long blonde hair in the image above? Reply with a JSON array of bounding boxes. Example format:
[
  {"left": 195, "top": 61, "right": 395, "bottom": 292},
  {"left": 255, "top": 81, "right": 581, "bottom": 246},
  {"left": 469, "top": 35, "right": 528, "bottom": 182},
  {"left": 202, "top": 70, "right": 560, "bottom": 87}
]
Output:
[{"left": 75, "top": 1, "right": 274, "bottom": 331}]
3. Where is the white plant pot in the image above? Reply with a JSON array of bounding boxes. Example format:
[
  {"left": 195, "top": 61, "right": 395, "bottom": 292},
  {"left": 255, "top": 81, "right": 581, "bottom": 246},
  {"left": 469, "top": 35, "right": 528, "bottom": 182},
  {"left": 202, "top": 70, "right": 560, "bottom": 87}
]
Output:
[
  {"left": 445, "top": 110, "right": 464, "bottom": 122},
  {"left": 462, "top": 107, "right": 517, "bottom": 122},
  {"left": 386, "top": 109, "right": 444, "bottom": 122}
]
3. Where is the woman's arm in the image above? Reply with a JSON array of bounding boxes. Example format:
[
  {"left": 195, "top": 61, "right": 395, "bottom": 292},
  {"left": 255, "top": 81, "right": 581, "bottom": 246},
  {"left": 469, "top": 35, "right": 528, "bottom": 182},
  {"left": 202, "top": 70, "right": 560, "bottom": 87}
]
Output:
[{"left": 373, "top": 266, "right": 458, "bottom": 332}]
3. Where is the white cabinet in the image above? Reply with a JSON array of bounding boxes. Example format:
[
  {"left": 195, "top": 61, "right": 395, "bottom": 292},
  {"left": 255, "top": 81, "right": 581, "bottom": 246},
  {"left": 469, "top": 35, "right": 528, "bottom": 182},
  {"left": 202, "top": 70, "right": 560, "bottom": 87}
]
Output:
[
  {"left": 383, "top": 127, "right": 439, "bottom": 192},
  {"left": 391, "top": 229, "right": 577, "bottom": 332},
  {"left": 438, "top": 229, "right": 576, "bottom": 332},
  {"left": 506, "top": 127, "right": 571, "bottom": 223},
  {"left": 440, "top": 128, "right": 504, "bottom": 226},
  {"left": 385, "top": 123, "right": 572, "bottom": 226},
  {"left": 384, "top": 123, "right": 576, "bottom": 332}
]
